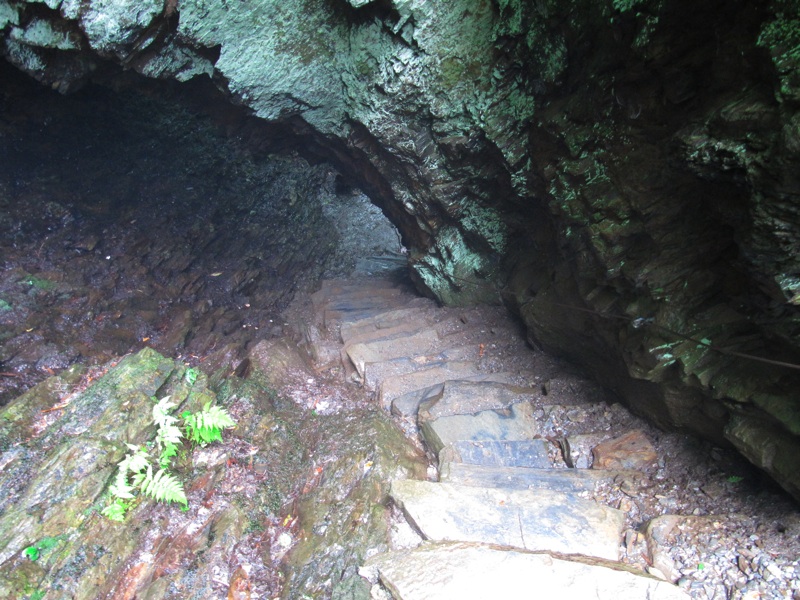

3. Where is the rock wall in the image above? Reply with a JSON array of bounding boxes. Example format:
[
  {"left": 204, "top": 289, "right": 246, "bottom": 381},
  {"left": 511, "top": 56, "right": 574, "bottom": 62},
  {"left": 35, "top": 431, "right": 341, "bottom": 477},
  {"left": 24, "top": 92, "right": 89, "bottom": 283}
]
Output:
[{"left": 2, "top": 0, "right": 800, "bottom": 500}]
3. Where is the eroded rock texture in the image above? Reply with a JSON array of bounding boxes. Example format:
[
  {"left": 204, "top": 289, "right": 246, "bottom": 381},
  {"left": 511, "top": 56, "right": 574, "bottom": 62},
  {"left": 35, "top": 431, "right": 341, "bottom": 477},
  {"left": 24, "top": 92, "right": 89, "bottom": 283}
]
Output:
[{"left": 2, "top": 0, "right": 800, "bottom": 499}]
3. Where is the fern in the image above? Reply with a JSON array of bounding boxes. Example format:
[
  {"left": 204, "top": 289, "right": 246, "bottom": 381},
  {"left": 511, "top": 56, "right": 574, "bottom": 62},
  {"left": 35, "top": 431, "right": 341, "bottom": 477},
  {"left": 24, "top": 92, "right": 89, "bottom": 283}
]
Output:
[
  {"left": 103, "top": 393, "right": 235, "bottom": 521},
  {"left": 140, "top": 466, "right": 188, "bottom": 507},
  {"left": 183, "top": 402, "right": 236, "bottom": 445},
  {"left": 101, "top": 498, "right": 129, "bottom": 522},
  {"left": 153, "top": 396, "right": 183, "bottom": 468}
]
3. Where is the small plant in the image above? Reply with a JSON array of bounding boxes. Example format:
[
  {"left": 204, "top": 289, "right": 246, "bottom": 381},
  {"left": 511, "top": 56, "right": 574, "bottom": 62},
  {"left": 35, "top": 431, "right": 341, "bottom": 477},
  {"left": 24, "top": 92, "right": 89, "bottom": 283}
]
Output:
[
  {"left": 184, "top": 367, "right": 199, "bottom": 386},
  {"left": 22, "top": 536, "right": 66, "bottom": 561},
  {"left": 102, "top": 394, "right": 235, "bottom": 521},
  {"left": 183, "top": 402, "right": 236, "bottom": 445}
]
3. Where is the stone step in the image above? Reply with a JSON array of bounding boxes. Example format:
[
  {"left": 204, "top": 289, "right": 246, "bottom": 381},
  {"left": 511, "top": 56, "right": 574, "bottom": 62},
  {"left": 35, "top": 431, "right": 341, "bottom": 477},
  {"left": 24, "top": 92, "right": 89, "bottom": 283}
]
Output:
[
  {"left": 345, "top": 317, "right": 486, "bottom": 380},
  {"left": 312, "top": 280, "right": 404, "bottom": 309},
  {"left": 323, "top": 297, "right": 430, "bottom": 327},
  {"left": 353, "top": 254, "right": 408, "bottom": 274},
  {"left": 318, "top": 277, "right": 404, "bottom": 295},
  {"left": 439, "top": 461, "right": 645, "bottom": 495},
  {"left": 311, "top": 284, "right": 404, "bottom": 306},
  {"left": 340, "top": 319, "right": 435, "bottom": 350},
  {"left": 390, "top": 373, "right": 522, "bottom": 417},
  {"left": 420, "top": 402, "right": 540, "bottom": 457},
  {"left": 417, "top": 380, "right": 540, "bottom": 421},
  {"left": 362, "top": 541, "right": 690, "bottom": 600},
  {"left": 364, "top": 345, "right": 480, "bottom": 390},
  {"left": 390, "top": 479, "right": 626, "bottom": 560},
  {"left": 438, "top": 439, "right": 552, "bottom": 469},
  {"left": 378, "top": 362, "right": 480, "bottom": 410},
  {"left": 345, "top": 329, "right": 441, "bottom": 378},
  {"left": 340, "top": 306, "right": 437, "bottom": 342}
]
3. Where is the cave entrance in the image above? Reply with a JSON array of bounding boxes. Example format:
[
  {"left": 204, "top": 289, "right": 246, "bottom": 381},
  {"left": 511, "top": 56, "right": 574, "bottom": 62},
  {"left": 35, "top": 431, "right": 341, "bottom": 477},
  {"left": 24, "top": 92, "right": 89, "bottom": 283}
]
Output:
[{"left": 0, "top": 63, "right": 405, "bottom": 405}]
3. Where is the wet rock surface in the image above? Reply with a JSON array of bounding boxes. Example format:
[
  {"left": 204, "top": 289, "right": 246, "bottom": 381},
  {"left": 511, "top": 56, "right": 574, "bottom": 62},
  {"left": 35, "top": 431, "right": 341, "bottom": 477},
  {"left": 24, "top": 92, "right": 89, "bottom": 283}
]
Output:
[
  {"left": 0, "top": 343, "right": 427, "bottom": 599},
  {"left": 0, "top": 65, "right": 399, "bottom": 406}
]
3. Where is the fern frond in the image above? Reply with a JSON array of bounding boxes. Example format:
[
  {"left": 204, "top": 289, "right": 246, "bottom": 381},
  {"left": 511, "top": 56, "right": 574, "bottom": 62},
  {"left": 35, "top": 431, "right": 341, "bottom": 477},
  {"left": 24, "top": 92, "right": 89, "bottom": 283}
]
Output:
[
  {"left": 155, "top": 423, "right": 183, "bottom": 450},
  {"left": 126, "top": 446, "right": 151, "bottom": 474},
  {"left": 109, "top": 465, "right": 135, "bottom": 499},
  {"left": 140, "top": 468, "right": 188, "bottom": 507},
  {"left": 101, "top": 498, "right": 129, "bottom": 522},
  {"left": 184, "top": 403, "right": 235, "bottom": 445},
  {"left": 152, "top": 396, "right": 178, "bottom": 430},
  {"left": 159, "top": 443, "right": 178, "bottom": 469}
]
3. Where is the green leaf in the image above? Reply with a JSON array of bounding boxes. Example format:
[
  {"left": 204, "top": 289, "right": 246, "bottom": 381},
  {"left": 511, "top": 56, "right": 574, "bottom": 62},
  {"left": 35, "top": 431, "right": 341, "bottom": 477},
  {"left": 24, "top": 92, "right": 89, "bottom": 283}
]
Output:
[
  {"left": 102, "top": 498, "right": 129, "bottom": 522},
  {"left": 126, "top": 446, "right": 151, "bottom": 474},
  {"left": 159, "top": 443, "right": 178, "bottom": 469},
  {"left": 185, "top": 368, "right": 198, "bottom": 386},
  {"left": 184, "top": 403, "right": 236, "bottom": 445},
  {"left": 140, "top": 468, "right": 188, "bottom": 507},
  {"left": 23, "top": 546, "right": 39, "bottom": 561},
  {"left": 152, "top": 396, "right": 178, "bottom": 430}
]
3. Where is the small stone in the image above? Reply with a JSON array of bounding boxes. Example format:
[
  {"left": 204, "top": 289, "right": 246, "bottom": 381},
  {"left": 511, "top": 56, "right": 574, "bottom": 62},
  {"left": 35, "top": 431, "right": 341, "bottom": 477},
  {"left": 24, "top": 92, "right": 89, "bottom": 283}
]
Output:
[
  {"left": 701, "top": 481, "right": 725, "bottom": 500},
  {"left": 592, "top": 430, "right": 658, "bottom": 471},
  {"left": 764, "top": 562, "right": 784, "bottom": 579},
  {"left": 737, "top": 555, "right": 750, "bottom": 573}
]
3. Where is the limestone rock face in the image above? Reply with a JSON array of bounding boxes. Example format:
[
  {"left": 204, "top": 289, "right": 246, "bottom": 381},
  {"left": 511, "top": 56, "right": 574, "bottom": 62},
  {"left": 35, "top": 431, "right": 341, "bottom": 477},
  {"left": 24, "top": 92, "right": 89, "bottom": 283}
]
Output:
[{"left": 2, "top": 0, "right": 800, "bottom": 500}]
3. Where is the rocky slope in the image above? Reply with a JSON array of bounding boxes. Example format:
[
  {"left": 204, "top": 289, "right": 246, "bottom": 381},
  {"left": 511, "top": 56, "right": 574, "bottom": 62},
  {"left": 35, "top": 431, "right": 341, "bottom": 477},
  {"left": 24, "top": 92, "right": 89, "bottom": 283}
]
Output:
[{"left": 1, "top": 0, "right": 799, "bottom": 498}]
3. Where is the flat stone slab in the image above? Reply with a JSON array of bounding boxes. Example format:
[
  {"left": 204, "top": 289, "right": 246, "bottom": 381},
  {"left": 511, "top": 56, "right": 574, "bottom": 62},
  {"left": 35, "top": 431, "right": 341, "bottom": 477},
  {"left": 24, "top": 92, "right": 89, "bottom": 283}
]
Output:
[
  {"left": 362, "top": 542, "right": 689, "bottom": 600},
  {"left": 390, "top": 479, "right": 625, "bottom": 560},
  {"left": 363, "top": 348, "right": 476, "bottom": 390},
  {"left": 417, "top": 380, "right": 538, "bottom": 422},
  {"left": 439, "top": 439, "right": 552, "bottom": 468},
  {"left": 389, "top": 374, "right": 519, "bottom": 417},
  {"left": 341, "top": 320, "right": 430, "bottom": 349},
  {"left": 378, "top": 362, "right": 479, "bottom": 409},
  {"left": 420, "top": 402, "right": 540, "bottom": 457},
  {"left": 340, "top": 307, "right": 435, "bottom": 341},
  {"left": 346, "top": 329, "right": 440, "bottom": 377},
  {"left": 439, "top": 461, "right": 645, "bottom": 494}
]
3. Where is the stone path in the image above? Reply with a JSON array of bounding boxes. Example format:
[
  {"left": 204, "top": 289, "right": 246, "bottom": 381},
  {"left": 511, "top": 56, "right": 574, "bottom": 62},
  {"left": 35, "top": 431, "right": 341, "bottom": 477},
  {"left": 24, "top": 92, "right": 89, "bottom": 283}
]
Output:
[{"left": 304, "top": 272, "right": 693, "bottom": 599}]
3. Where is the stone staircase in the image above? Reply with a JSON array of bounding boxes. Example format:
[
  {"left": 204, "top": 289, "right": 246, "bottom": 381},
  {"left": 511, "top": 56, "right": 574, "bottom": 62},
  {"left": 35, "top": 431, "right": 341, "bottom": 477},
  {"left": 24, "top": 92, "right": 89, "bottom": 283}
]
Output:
[{"left": 304, "top": 271, "right": 690, "bottom": 598}]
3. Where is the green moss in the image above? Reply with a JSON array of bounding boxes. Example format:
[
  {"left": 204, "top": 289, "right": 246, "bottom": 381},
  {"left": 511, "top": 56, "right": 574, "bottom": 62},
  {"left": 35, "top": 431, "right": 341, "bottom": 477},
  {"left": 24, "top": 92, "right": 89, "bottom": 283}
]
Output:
[{"left": 758, "top": 2, "right": 800, "bottom": 99}]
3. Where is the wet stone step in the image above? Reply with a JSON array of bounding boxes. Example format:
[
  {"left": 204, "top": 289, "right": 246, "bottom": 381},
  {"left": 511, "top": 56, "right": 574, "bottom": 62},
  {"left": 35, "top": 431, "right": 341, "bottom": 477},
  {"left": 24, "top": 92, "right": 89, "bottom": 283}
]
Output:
[
  {"left": 419, "top": 402, "right": 540, "bottom": 457},
  {"left": 390, "top": 479, "right": 626, "bottom": 560},
  {"left": 365, "top": 346, "right": 479, "bottom": 387},
  {"left": 312, "top": 284, "right": 401, "bottom": 310},
  {"left": 378, "top": 362, "right": 480, "bottom": 410},
  {"left": 417, "top": 380, "right": 539, "bottom": 421},
  {"left": 345, "top": 329, "right": 440, "bottom": 378},
  {"left": 339, "top": 306, "right": 436, "bottom": 342},
  {"left": 362, "top": 542, "right": 690, "bottom": 600},
  {"left": 389, "top": 374, "right": 520, "bottom": 417},
  {"left": 324, "top": 297, "right": 430, "bottom": 326},
  {"left": 362, "top": 347, "right": 477, "bottom": 389},
  {"left": 439, "top": 461, "right": 645, "bottom": 495},
  {"left": 341, "top": 319, "right": 434, "bottom": 350},
  {"left": 438, "top": 439, "right": 552, "bottom": 469}
]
